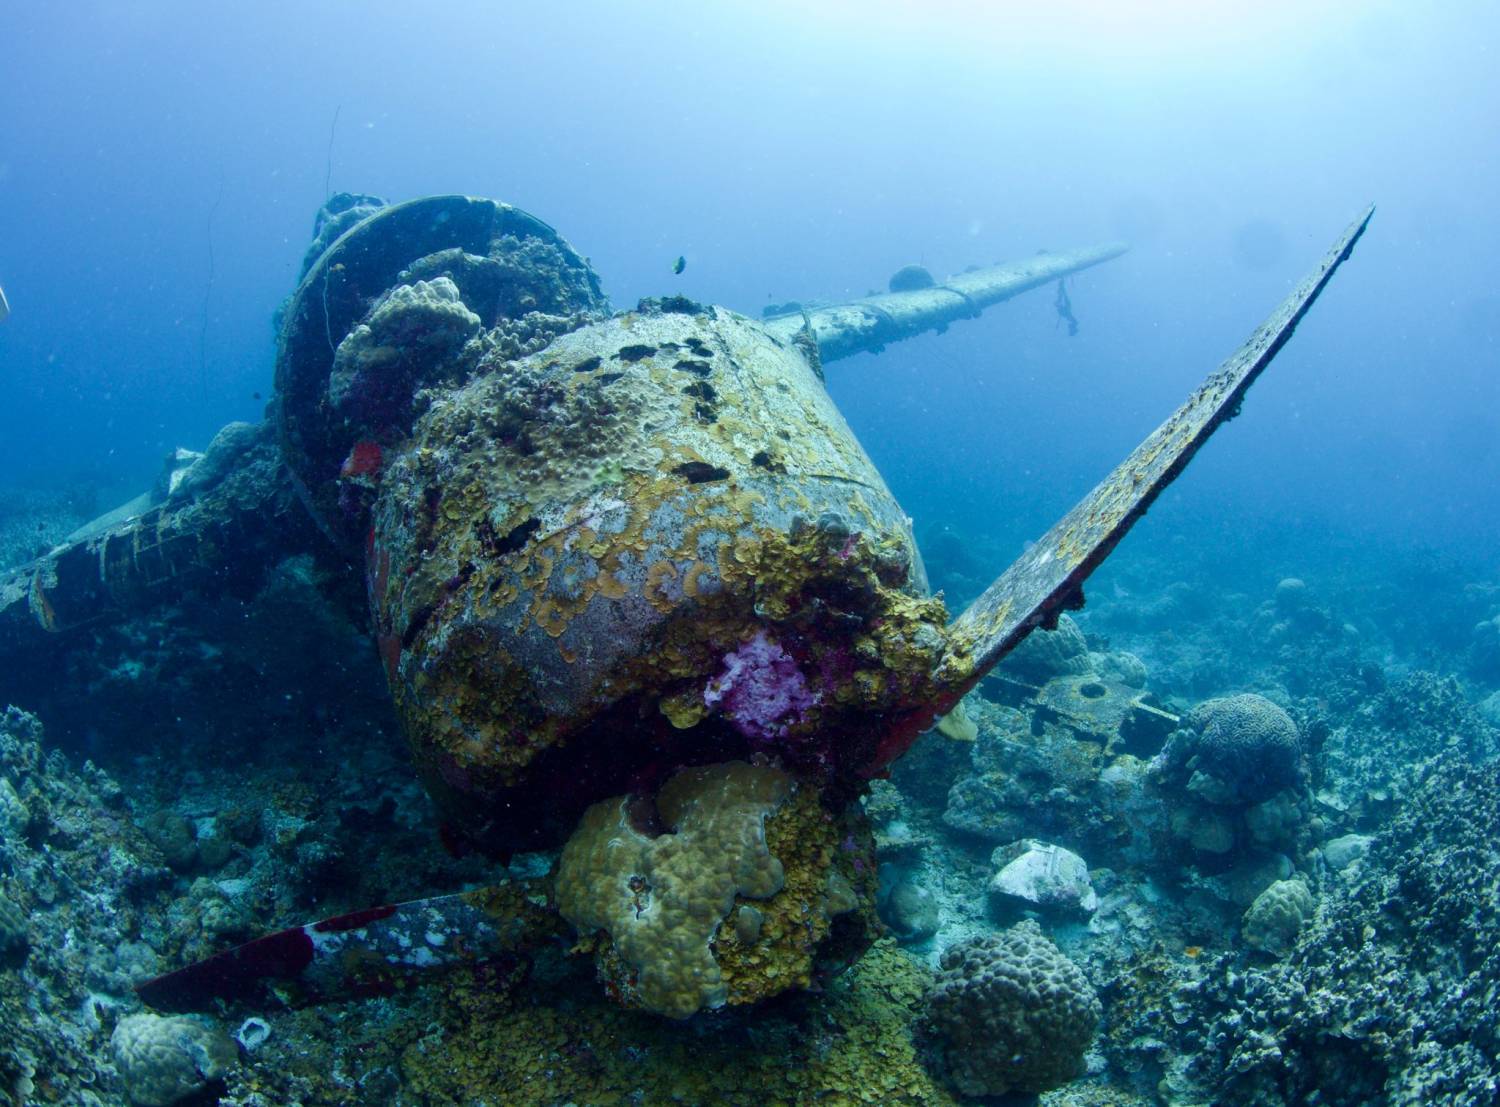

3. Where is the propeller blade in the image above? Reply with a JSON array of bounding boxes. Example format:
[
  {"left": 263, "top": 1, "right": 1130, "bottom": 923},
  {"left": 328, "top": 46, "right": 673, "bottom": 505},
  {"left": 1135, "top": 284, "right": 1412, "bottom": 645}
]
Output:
[
  {"left": 936, "top": 205, "right": 1374, "bottom": 700},
  {"left": 135, "top": 883, "right": 557, "bottom": 1012}
]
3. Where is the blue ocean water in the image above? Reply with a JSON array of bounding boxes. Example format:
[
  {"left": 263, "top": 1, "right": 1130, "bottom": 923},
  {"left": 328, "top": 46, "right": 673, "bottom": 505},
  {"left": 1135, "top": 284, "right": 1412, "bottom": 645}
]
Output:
[
  {"left": 1, "top": 4, "right": 1498, "bottom": 1105},
  {"left": 2, "top": 2, "right": 1494, "bottom": 566}
]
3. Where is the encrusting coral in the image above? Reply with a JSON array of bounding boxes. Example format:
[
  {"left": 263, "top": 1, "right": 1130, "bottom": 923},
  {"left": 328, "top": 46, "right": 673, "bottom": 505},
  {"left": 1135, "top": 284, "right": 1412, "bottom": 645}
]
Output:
[
  {"left": 556, "top": 760, "right": 793, "bottom": 1018},
  {"left": 398, "top": 937, "right": 955, "bottom": 1107}
]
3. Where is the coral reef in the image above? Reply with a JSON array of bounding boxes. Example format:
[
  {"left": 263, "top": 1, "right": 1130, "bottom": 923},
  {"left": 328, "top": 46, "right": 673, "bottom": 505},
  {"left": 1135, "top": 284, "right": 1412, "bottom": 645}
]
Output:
[
  {"left": 881, "top": 876, "right": 941, "bottom": 942},
  {"left": 997, "top": 613, "right": 1093, "bottom": 685},
  {"left": 988, "top": 838, "right": 1099, "bottom": 922},
  {"left": 1318, "top": 670, "right": 1498, "bottom": 816},
  {"left": 556, "top": 760, "right": 794, "bottom": 1018},
  {"left": 0, "top": 485, "right": 93, "bottom": 571},
  {"left": 166, "top": 421, "right": 264, "bottom": 504},
  {"left": 927, "top": 919, "right": 1102, "bottom": 1097},
  {"left": 5, "top": 489, "right": 1495, "bottom": 1107},
  {"left": 1134, "top": 692, "right": 1314, "bottom": 884},
  {"left": 940, "top": 685, "right": 1159, "bottom": 864},
  {"left": 328, "top": 275, "right": 483, "bottom": 441},
  {"left": 1468, "top": 610, "right": 1500, "bottom": 685},
  {"left": 1479, "top": 688, "right": 1500, "bottom": 728},
  {"left": 0, "top": 891, "right": 26, "bottom": 968},
  {"left": 1106, "top": 753, "right": 1500, "bottom": 1105},
  {"left": 4, "top": 192, "right": 1495, "bottom": 1106},
  {"left": 396, "top": 939, "right": 955, "bottom": 1107},
  {"left": 0, "top": 707, "right": 172, "bottom": 1105}
]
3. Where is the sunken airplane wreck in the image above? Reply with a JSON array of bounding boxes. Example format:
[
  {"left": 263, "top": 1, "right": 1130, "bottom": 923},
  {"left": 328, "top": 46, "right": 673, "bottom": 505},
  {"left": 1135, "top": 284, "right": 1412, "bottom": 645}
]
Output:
[{"left": 0, "top": 193, "right": 1371, "bottom": 1017}]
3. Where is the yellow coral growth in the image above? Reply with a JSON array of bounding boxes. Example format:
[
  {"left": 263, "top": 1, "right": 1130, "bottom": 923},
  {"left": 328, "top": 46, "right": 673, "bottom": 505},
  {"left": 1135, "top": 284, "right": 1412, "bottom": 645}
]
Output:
[
  {"left": 713, "top": 782, "right": 877, "bottom": 1007},
  {"left": 555, "top": 761, "right": 793, "bottom": 1018},
  {"left": 398, "top": 938, "right": 957, "bottom": 1106}
]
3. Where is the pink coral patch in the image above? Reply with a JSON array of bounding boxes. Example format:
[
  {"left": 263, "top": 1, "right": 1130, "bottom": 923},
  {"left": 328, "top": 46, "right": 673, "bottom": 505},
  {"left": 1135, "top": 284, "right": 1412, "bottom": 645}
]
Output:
[{"left": 703, "top": 630, "right": 819, "bottom": 741}]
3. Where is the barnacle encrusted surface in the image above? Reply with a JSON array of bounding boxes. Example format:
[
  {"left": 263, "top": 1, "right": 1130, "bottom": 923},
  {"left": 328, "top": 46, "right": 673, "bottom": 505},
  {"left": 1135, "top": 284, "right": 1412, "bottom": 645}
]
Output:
[
  {"left": 926, "top": 919, "right": 1101, "bottom": 1097},
  {"left": 555, "top": 760, "right": 876, "bottom": 1018}
]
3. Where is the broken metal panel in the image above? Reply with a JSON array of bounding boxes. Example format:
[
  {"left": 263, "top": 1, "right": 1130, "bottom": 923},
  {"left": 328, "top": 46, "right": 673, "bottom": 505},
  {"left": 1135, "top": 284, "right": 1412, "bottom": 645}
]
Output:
[
  {"left": 0, "top": 430, "right": 317, "bottom": 647},
  {"left": 934, "top": 206, "right": 1375, "bottom": 705},
  {"left": 763, "top": 242, "right": 1128, "bottom": 363}
]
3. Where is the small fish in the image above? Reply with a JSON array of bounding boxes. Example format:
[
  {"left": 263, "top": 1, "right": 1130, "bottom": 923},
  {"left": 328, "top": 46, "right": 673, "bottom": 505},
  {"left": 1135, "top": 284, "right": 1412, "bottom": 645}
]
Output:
[
  {"left": 0, "top": 283, "right": 10, "bottom": 323},
  {"left": 672, "top": 255, "right": 686, "bottom": 275}
]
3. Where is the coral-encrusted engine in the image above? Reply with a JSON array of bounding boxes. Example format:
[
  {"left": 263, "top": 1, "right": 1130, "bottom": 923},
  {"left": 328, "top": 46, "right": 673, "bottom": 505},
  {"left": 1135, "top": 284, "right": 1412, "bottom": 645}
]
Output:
[{"left": 369, "top": 304, "right": 952, "bottom": 851}]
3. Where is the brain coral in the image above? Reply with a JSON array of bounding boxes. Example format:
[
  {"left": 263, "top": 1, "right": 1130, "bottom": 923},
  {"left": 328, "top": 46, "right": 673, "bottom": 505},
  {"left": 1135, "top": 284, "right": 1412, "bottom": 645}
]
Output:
[
  {"left": 1167, "top": 693, "right": 1302, "bottom": 805},
  {"left": 556, "top": 759, "right": 873, "bottom": 1018},
  {"left": 110, "top": 1012, "right": 237, "bottom": 1106},
  {"left": 926, "top": 920, "right": 1101, "bottom": 1097}
]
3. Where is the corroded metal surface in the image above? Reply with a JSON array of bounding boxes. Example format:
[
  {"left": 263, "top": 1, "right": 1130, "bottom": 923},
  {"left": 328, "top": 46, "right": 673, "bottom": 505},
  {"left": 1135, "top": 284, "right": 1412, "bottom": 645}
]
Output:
[
  {"left": 764, "top": 242, "right": 1128, "bottom": 362},
  {"left": 118, "top": 197, "right": 1372, "bottom": 1019},
  {"left": 371, "top": 301, "right": 951, "bottom": 848},
  {"left": 0, "top": 196, "right": 1369, "bottom": 869},
  {"left": 932, "top": 206, "right": 1376, "bottom": 710}
]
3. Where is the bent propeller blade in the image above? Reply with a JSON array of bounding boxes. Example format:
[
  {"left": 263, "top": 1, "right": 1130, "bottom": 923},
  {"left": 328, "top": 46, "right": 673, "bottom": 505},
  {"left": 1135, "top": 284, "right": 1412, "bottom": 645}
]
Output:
[
  {"left": 934, "top": 205, "right": 1375, "bottom": 700},
  {"left": 135, "top": 884, "right": 556, "bottom": 1012}
]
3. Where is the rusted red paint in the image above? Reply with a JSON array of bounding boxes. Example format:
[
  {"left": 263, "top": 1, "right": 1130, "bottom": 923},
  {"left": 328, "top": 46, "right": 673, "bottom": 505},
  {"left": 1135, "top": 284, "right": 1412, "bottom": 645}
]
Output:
[{"left": 864, "top": 705, "right": 941, "bottom": 779}]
